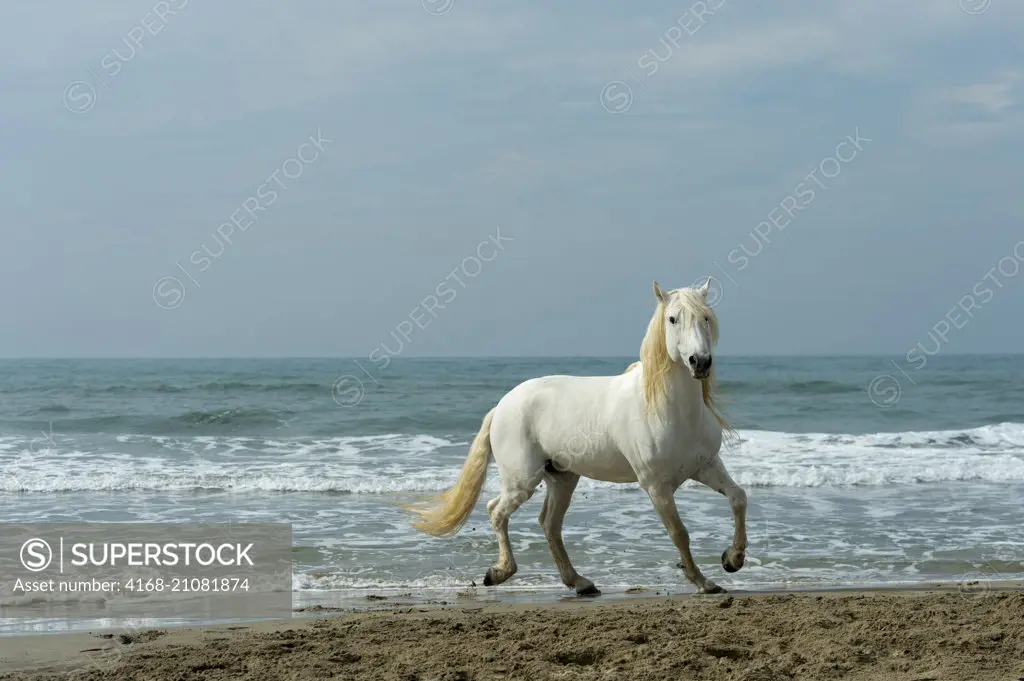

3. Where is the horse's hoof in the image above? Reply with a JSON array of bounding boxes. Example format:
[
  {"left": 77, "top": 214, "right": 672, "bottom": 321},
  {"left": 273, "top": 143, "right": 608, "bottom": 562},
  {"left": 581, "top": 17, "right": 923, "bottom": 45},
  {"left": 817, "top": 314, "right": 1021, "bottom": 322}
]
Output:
[
  {"left": 699, "top": 583, "right": 727, "bottom": 595},
  {"left": 721, "top": 549, "right": 744, "bottom": 573},
  {"left": 483, "top": 568, "right": 496, "bottom": 587},
  {"left": 575, "top": 581, "right": 601, "bottom": 597}
]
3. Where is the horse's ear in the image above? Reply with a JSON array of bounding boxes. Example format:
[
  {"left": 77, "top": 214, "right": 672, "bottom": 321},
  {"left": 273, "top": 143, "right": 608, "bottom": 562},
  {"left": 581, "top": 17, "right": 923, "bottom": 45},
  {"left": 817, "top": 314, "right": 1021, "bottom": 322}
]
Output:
[
  {"left": 653, "top": 280, "right": 668, "bottom": 304},
  {"left": 697, "top": 278, "right": 711, "bottom": 299}
]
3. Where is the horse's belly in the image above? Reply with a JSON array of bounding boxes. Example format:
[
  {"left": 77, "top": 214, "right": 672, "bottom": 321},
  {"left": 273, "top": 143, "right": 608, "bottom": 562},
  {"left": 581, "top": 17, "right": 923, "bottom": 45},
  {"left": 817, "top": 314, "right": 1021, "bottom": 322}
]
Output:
[{"left": 564, "top": 451, "right": 638, "bottom": 484}]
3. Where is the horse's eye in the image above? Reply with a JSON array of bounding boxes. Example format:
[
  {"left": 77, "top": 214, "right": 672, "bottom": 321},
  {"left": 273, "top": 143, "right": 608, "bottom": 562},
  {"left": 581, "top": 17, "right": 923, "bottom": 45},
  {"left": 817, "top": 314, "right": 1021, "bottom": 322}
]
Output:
[
  {"left": 704, "top": 316, "right": 710, "bottom": 323},
  {"left": 668, "top": 316, "right": 677, "bottom": 325}
]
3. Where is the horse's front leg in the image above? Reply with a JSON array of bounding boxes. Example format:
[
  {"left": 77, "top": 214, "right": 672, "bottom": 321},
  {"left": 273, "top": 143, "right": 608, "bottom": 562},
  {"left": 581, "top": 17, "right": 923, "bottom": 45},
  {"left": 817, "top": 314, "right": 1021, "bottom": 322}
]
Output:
[
  {"left": 644, "top": 483, "right": 724, "bottom": 594},
  {"left": 695, "top": 456, "right": 748, "bottom": 573}
]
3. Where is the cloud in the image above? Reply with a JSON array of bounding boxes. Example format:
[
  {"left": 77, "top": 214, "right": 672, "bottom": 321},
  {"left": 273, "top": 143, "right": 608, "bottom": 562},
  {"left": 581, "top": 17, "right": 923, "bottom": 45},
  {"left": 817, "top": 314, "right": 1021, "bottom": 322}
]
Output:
[
  {"left": 578, "top": 0, "right": 1024, "bottom": 87},
  {"left": 940, "top": 71, "right": 1021, "bottom": 115},
  {"left": 911, "top": 70, "right": 1024, "bottom": 144}
]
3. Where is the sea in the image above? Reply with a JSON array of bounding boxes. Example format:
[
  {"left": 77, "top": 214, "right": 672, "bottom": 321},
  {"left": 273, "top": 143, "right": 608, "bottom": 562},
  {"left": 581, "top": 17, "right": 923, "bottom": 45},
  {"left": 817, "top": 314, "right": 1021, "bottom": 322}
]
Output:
[{"left": 1, "top": 356, "right": 1022, "bottom": 634}]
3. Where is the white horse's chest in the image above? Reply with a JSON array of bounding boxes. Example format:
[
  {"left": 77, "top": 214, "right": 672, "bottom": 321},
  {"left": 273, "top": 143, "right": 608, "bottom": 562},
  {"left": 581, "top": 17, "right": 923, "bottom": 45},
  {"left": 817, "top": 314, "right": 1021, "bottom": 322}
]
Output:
[{"left": 629, "top": 416, "right": 721, "bottom": 485}]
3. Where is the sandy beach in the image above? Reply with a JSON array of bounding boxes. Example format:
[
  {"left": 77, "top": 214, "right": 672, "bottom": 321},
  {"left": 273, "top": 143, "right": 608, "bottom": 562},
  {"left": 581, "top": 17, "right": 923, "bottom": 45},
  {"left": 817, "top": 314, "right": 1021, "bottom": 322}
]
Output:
[{"left": 1, "top": 586, "right": 1021, "bottom": 681}]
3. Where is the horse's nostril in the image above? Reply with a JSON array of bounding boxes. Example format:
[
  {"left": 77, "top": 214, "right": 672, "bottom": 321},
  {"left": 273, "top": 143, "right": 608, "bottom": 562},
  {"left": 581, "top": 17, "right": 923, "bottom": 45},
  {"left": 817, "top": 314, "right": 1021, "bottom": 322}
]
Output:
[{"left": 688, "top": 355, "right": 697, "bottom": 366}]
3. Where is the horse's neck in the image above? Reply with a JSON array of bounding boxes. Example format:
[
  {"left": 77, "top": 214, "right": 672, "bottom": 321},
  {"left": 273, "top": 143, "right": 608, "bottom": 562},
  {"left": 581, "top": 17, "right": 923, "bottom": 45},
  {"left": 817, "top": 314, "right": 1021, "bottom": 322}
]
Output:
[{"left": 660, "top": 364, "right": 705, "bottom": 423}]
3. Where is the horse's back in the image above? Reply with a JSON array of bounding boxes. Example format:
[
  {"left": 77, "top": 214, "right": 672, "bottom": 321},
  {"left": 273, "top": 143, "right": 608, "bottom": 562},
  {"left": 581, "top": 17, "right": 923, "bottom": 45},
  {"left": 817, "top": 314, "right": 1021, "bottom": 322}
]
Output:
[
  {"left": 495, "top": 373, "right": 624, "bottom": 427},
  {"left": 490, "top": 373, "right": 640, "bottom": 483}
]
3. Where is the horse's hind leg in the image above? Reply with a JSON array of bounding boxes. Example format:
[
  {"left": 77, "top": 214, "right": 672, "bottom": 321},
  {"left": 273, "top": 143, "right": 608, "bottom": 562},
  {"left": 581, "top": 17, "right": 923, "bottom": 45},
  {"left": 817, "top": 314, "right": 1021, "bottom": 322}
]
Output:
[
  {"left": 694, "top": 456, "right": 748, "bottom": 573},
  {"left": 483, "top": 489, "right": 533, "bottom": 586},
  {"left": 539, "top": 471, "right": 599, "bottom": 596},
  {"left": 483, "top": 460, "right": 544, "bottom": 586}
]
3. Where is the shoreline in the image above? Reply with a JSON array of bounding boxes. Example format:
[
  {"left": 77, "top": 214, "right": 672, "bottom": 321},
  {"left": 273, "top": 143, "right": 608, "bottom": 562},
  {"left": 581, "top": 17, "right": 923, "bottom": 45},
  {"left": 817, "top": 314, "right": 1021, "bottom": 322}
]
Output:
[
  {"left": 1, "top": 584, "right": 1021, "bottom": 680},
  {"left": 3, "top": 578, "right": 1019, "bottom": 637}
]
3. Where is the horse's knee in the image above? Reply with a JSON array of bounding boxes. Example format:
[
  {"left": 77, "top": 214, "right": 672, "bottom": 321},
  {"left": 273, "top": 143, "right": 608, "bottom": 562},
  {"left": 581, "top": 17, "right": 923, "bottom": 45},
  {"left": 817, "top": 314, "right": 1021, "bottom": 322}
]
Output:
[
  {"left": 507, "top": 489, "right": 532, "bottom": 512},
  {"left": 490, "top": 490, "right": 531, "bottom": 526},
  {"left": 730, "top": 487, "right": 747, "bottom": 513}
]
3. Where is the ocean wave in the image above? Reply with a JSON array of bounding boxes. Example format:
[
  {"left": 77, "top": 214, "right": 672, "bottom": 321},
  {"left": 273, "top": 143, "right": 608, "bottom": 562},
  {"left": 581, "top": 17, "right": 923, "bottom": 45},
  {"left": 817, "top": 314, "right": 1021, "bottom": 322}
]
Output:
[
  {"left": 166, "top": 407, "right": 292, "bottom": 429},
  {"left": 718, "top": 379, "right": 864, "bottom": 395},
  {"left": 1, "top": 425, "right": 1023, "bottom": 492},
  {"left": 29, "top": 404, "right": 72, "bottom": 414},
  {"left": 774, "top": 422, "right": 1024, "bottom": 451},
  {"left": 719, "top": 423, "right": 1024, "bottom": 488},
  {"left": 0, "top": 468, "right": 468, "bottom": 494},
  {"left": 0, "top": 433, "right": 464, "bottom": 493},
  {"left": 24, "top": 381, "right": 332, "bottom": 396},
  {"left": 14, "top": 408, "right": 301, "bottom": 435}
]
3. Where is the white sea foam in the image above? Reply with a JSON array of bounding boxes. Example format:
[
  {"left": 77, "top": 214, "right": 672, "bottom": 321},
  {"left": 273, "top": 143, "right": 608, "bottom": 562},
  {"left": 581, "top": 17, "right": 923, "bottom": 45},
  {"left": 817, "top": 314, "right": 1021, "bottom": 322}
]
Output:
[
  {"left": 720, "top": 424, "right": 1024, "bottom": 487},
  {"left": 1, "top": 425, "right": 1023, "bottom": 492}
]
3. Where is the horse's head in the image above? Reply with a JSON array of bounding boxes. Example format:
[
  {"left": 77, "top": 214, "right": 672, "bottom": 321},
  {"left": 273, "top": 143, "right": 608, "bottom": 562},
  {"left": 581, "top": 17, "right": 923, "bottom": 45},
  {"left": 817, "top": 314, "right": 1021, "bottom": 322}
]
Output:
[{"left": 653, "top": 279, "right": 718, "bottom": 380}]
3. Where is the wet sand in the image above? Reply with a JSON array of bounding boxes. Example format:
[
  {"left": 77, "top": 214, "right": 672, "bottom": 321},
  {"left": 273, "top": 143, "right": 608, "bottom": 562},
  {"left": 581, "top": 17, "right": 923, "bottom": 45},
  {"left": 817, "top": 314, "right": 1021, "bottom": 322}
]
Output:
[{"left": 1, "top": 586, "right": 1022, "bottom": 680}]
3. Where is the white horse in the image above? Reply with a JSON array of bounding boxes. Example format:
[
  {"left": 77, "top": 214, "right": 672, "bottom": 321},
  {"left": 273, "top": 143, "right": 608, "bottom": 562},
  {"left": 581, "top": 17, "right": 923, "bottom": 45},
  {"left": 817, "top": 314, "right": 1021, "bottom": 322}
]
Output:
[{"left": 409, "top": 280, "right": 747, "bottom": 595}]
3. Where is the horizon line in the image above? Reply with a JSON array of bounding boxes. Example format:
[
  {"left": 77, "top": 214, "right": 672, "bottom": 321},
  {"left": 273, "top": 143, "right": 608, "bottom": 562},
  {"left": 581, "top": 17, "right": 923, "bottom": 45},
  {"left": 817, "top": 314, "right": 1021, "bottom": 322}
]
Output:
[{"left": 1, "top": 352, "right": 1023, "bottom": 361}]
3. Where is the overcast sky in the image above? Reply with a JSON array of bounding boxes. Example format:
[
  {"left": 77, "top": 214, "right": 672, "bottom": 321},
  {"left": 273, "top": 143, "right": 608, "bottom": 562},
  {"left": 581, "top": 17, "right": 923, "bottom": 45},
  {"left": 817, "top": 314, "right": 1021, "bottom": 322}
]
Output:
[{"left": 2, "top": 0, "right": 1023, "bottom": 357}]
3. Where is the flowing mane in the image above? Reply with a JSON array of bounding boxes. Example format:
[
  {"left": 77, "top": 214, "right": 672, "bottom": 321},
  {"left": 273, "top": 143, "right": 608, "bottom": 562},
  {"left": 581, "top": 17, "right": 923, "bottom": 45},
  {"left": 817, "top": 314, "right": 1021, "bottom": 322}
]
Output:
[{"left": 634, "top": 289, "right": 733, "bottom": 434}]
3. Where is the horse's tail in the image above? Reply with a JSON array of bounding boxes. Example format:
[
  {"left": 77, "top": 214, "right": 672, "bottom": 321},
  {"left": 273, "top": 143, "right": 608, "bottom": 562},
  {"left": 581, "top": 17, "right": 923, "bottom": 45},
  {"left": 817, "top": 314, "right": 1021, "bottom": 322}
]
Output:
[{"left": 408, "top": 408, "right": 495, "bottom": 537}]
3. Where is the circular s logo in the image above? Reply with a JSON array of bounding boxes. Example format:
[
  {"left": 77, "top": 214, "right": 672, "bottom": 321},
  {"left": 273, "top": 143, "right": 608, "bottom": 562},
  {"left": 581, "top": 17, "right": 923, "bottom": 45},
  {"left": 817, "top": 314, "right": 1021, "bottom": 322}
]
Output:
[
  {"left": 692, "top": 276, "right": 724, "bottom": 308},
  {"left": 867, "top": 374, "right": 901, "bottom": 408},
  {"left": 63, "top": 81, "right": 97, "bottom": 114},
  {"left": 959, "top": 0, "right": 991, "bottom": 15},
  {"left": 600, "top": 81, "right": 633, "bottom": 114},
  {"left": 421, "top": 0, "right": 454, "bottom": 15},
  {"left": 332, "top": 375, "right": 365, "bottom": 407},
  {"left": 152, "top": 276, "right": 185, "bottom": 309},
  {"left": 20, "top": 538, "right": 53, "bottom": 572}
]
